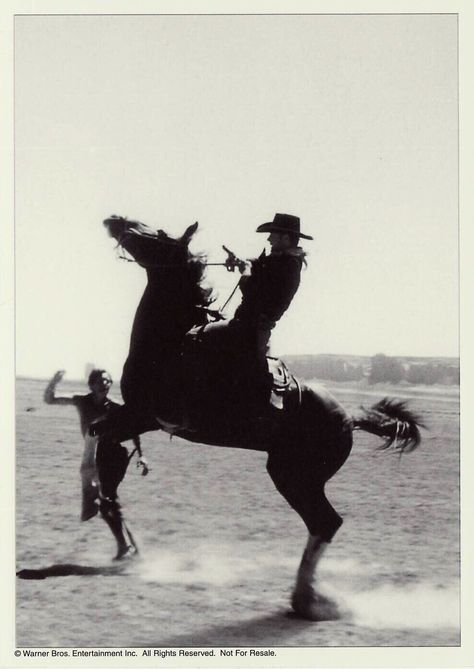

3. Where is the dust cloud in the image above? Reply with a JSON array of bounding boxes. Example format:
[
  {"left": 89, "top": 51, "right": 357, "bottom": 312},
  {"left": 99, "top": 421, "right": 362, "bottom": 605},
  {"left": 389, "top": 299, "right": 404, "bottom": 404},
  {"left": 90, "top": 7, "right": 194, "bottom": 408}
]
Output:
[
  {"left": 136, "top": 547, "right": 459, "bottom": 630},
  {"left": 343, "top": 582, "right": 459, "bottom": 630}
]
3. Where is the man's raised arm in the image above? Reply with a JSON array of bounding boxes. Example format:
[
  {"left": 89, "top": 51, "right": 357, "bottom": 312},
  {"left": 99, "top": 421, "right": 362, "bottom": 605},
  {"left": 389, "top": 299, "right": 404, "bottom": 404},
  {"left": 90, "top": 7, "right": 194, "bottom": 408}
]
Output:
[{"left": 44, "top": 370, "right": 75, "bottom": 405}]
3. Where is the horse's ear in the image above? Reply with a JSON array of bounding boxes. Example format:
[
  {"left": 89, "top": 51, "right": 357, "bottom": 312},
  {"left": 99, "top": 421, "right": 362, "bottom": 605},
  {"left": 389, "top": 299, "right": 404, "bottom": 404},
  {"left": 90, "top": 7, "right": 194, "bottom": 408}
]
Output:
[{"left": 180, "top": 221, "right": 199, "bottom": 245}]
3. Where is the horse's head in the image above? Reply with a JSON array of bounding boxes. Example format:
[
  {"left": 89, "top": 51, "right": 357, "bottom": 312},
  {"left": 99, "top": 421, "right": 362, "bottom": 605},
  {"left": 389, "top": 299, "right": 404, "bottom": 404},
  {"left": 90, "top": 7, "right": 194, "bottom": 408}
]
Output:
[
  {"left": 103, "top": 215, "right": 199, "bottom": 268},
  {"left": 103, "top": 215, "right": 212, "bottom": 310}
]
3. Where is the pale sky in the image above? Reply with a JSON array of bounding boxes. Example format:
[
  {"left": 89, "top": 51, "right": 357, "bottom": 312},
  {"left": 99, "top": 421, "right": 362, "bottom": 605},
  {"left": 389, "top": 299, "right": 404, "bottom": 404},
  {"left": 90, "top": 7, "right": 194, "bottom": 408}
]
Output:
[{"left": 14, "top": 12, "right": 458, "bottom": 380}]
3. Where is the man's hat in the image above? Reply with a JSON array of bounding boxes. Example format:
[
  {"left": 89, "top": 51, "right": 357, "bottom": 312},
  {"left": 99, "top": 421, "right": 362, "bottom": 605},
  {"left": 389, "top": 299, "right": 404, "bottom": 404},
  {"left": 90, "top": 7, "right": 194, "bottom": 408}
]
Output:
[{"left": 256, "top": 213, "right": 313, "bottom": 240}]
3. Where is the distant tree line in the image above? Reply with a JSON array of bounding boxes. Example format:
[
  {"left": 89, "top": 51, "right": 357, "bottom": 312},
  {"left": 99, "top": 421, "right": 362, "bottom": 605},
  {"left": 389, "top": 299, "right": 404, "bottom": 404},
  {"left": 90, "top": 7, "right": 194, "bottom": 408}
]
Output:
[
  {"left": 283, "top": 355, "right": 364, "bottom": 382},
  {"left": 368, "top": 354, "right": 459, "bottom": 385},
  {"left": 283, "top": 353, "right": 459, "bottom": 385}
]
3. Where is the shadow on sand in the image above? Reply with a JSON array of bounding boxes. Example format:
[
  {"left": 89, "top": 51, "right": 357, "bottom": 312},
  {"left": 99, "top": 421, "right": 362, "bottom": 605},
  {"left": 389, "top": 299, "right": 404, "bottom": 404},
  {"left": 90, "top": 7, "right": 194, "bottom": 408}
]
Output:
[
  {"left": 16, "top": 563, "right": 131, "bottom": 579},
  {"left": 153, "top": 610, "right": 331, "bottom": 647}
]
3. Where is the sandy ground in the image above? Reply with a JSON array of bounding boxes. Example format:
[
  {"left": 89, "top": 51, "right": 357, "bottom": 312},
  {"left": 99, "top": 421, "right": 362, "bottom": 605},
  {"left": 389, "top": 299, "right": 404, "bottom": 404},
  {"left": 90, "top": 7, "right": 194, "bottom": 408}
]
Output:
[{"left": 16, "top": 378, "right": 460, "bottom": 648}]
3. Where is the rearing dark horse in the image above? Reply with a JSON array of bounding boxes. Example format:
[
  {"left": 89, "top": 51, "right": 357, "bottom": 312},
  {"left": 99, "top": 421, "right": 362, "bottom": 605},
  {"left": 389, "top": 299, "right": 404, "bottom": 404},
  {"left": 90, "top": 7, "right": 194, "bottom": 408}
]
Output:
[{"left": 93, "top": 215, "right": 423, "bottom": 620}]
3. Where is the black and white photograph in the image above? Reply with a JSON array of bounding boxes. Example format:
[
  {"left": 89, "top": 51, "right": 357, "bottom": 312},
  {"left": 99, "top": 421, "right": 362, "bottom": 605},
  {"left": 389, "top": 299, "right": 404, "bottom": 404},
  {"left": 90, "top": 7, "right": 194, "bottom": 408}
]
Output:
[{"left": 1, "top": 1, "right": 472, "bottom": 666}]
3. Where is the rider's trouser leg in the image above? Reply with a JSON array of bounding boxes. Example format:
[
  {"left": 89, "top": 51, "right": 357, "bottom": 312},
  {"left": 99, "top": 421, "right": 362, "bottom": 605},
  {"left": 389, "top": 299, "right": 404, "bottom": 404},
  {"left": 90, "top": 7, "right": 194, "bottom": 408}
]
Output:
[{"left": 241, "top": 325, "right": 273, "bottom": 417}]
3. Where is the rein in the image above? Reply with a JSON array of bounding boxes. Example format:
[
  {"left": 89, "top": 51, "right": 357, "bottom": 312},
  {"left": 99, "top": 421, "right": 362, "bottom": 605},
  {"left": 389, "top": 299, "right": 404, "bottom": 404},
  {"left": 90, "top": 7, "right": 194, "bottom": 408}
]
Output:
[
  {"left": 219, "top": 279, "right": 241, "bottom": 312},
  {"left": 115, "top": 242, "right": 240, "bottom": 315},
  {"left": 116, "top": 245, "right": 229, "bottom": 270}
]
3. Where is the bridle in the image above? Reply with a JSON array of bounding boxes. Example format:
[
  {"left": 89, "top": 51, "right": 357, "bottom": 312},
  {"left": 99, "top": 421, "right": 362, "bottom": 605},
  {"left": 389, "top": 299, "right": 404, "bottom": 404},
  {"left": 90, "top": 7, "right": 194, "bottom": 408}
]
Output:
[
  {"left": 114, "top": 230, "right": 228, "bottom": 270},
  {"left": 114, "top": 227, "right": 239, "bottom": 313}
]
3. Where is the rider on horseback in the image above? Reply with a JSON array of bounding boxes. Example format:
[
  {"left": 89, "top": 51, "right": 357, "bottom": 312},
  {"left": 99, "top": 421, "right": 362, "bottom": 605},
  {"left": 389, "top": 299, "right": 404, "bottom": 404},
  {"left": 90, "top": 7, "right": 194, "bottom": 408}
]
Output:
[
  {"left": 185, "top": 213, "right": 313, "bottom": 430},
  {"left": 92, "top": 213, "right": 312, "bottom": 437},
  {"left": 223, "top": 213, "right": 312, "bottom": 412},
  {"left": 233, "top": 213, "right": 311, "bottom": 353}
]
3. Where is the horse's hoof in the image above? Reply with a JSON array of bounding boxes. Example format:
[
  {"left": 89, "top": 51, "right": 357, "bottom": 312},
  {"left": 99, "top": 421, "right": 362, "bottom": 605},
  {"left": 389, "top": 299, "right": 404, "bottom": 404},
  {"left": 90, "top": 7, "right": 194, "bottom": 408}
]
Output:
[
  {"left": 291, "top": 587, "right": 341, "bottom": 621},
  {"left": 113, "top": 545, "right": 139, "bottom": 561}
]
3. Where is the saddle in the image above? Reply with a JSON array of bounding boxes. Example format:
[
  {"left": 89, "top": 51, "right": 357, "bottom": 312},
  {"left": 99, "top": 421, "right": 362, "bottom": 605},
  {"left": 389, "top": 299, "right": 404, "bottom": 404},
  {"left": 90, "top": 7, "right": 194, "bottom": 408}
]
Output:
[
  {"left": 181, "top": 322, "right": 293, "bottom": 430},
  {"left": 266, "top": 356, "right": 291, "bottom": 409}
]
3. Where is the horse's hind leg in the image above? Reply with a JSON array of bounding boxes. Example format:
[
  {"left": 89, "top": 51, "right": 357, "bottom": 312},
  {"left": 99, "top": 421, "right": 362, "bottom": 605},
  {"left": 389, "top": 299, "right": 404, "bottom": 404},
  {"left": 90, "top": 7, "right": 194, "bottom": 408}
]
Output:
[
  {"left": 266, "top": 426, "right": 352, "bottom": 620},
  {"left": 287, "top": 486, "right": 343, "bottom": 620},
  {"left": 291, "top": 532, "right": 340, "bottom": 621}
]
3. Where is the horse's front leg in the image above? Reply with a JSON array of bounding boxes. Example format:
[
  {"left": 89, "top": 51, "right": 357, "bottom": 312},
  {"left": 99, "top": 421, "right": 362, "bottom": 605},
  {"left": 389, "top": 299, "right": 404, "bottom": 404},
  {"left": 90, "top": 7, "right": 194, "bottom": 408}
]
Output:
[
  {"left": 90, "top": 405, "right": 160, "bottom": 442},
  {"left": 291, "top": 533, "right": 340, "bottom": 620}
]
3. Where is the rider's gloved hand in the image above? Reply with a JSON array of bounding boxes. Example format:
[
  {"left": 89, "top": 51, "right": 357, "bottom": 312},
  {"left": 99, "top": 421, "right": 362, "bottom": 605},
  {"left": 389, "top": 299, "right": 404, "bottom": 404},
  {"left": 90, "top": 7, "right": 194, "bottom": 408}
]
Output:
[{"left": 237, "top": 259, "right": 251, "bottom": 275}]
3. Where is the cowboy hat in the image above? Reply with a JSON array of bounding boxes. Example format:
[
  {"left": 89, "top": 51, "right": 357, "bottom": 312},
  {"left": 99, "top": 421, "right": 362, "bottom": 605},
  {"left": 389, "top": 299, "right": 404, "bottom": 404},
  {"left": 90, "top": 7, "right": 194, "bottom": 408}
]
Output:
[{"left": 256, "top": 213, "right": 313, "bottom": 240}]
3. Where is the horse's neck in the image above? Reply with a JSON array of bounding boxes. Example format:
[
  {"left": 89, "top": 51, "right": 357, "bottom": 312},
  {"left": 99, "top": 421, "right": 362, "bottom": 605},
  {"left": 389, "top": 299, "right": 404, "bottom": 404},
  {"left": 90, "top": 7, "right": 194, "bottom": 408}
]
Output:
[{"left": 133, "top": 281, "right": 198, "bottom": 342}]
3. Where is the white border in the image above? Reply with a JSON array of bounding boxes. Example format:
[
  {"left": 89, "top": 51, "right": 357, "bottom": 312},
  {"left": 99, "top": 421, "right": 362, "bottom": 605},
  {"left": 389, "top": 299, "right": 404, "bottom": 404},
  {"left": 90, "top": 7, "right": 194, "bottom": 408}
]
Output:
[{"left": 1, "top": 1, "right": 472, "bottom": 667}]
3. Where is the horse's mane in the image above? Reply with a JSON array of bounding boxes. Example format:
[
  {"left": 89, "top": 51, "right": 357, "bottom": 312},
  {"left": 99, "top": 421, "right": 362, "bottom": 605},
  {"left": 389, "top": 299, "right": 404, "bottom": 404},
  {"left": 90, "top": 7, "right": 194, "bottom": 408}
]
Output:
[
  {"left": 186, "top": 252, "right": 215, "bottom": 309},
  {"left": 106, "top": 215, "right": 216, "bottom": 312},
  {"left": 114, "top": 223, "right": 215, "bottom": 310}
]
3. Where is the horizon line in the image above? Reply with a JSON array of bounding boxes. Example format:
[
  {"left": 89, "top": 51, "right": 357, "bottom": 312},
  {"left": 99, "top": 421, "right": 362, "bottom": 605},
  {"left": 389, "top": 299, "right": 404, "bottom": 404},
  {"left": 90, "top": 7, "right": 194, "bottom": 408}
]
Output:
[{"left": 16, "top": 352, "right": 460, "bottom": 382}]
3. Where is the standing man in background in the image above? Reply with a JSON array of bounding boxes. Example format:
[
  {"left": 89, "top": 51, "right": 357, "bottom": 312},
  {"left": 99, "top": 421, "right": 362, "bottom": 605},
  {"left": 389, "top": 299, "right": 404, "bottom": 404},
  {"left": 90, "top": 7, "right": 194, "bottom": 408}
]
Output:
[{"left": 44, "top": 368, "right": 148, "bottom": 560}]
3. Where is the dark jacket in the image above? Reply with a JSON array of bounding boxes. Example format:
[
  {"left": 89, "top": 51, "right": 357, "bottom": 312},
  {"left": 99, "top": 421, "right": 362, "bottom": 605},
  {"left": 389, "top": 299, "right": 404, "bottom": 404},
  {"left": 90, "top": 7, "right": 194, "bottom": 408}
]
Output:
[{"left": 233, "top": 248, "right": 305, "bottom": 331}]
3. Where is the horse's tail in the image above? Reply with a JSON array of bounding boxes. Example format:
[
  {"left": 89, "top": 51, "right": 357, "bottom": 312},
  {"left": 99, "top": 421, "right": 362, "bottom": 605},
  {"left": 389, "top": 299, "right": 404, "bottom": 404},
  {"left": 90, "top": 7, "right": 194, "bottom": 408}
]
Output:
[{"left": 352, "top": 397, "right": 425, "bottom": 454}]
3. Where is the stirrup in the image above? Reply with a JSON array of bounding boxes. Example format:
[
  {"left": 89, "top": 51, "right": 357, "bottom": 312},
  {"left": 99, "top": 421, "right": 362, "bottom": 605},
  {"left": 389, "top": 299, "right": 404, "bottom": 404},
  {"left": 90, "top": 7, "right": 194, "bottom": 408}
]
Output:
[{"left": 270, "top": 390, "right": 284, "bottom": 410}]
